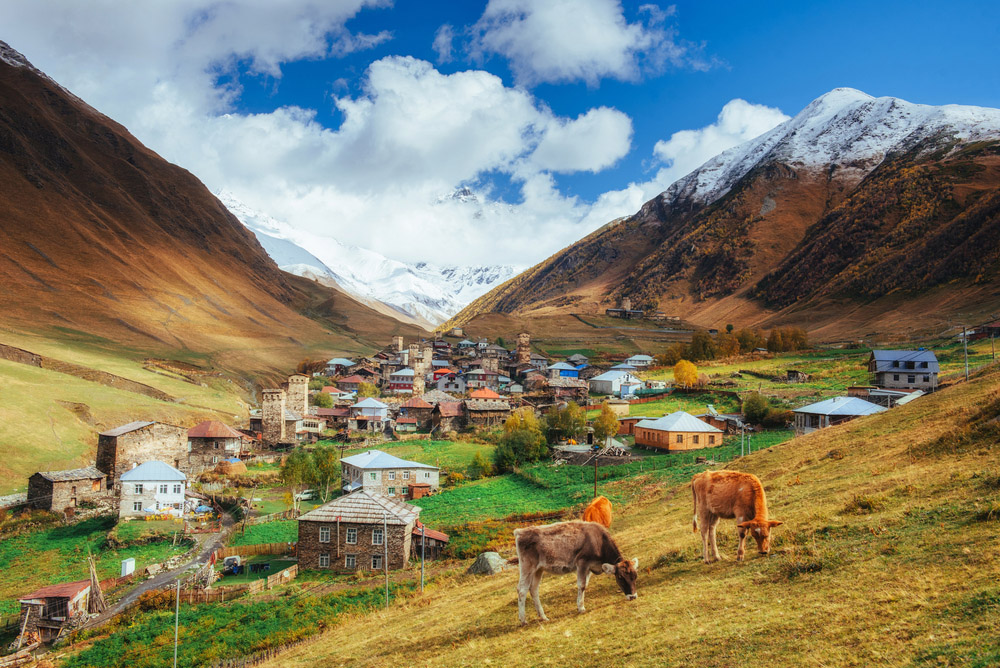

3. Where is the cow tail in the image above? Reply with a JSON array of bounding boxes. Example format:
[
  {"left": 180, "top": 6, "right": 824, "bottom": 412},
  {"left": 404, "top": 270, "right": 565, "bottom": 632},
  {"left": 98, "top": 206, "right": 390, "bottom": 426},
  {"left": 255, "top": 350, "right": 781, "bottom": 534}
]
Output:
[{"left": 691, "top": 484, "right": 698, "bottom": 533}]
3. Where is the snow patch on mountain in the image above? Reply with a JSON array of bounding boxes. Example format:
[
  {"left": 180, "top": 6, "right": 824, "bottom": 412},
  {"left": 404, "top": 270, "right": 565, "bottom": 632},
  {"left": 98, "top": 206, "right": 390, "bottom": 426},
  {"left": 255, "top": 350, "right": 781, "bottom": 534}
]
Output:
[
  {"left": 661, "top": 88, "right": 1000, "bottom": 207},
  {"left": 218, "top": 191, "right": 519, "bottom": 325}
]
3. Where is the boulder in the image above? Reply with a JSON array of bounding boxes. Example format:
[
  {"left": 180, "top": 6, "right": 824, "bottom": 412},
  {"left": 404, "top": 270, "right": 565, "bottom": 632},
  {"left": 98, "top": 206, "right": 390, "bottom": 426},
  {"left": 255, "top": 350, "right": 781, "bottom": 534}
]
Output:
[{"left": 466, "top": 552, "right": 507, "bottom": 575}]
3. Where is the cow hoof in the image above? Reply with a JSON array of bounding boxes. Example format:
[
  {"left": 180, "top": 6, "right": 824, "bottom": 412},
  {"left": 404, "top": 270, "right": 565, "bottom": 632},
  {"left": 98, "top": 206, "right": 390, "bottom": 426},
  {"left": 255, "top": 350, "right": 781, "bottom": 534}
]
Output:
[{"left": 578, "top": 607, "right": 586, "bottom": 614}]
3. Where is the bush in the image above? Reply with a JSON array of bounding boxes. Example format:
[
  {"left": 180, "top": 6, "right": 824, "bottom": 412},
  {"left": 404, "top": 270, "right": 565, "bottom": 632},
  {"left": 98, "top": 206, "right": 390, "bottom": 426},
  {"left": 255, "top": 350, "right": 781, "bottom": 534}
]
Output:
[
  {"left": 743, "top": 392, "right": 769, "bottom": 424},
  {"left": 494, "top": 408, "right": 548, "bottom": 473}
]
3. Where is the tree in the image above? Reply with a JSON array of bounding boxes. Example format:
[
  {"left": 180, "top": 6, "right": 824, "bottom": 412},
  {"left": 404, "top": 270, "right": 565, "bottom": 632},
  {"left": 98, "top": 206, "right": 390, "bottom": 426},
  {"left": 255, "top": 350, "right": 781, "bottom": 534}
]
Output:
[
  {"left": 673, "top": 360, "right": 698, "bottom": 388},
  {"left": 742, "top": 392, "right": 769, "bottom": 424},
  {"left": 280, "top": 449, "right": 316, "bottom": 512},
  {"left": 308, "top": 377, "right": 330, "bottom": 391},
  {"left": 688, "top": 330, "right": 717, "bottom": 361},
  {"left": 468, "top": 451, "right": 494, "bottom": 479},
  {"left": 726, "top": 324, "right": 734, "bottom": 334},
  {"left": 592, "top": 402, "right": 621, "bottom": 445},
  {"left": 310, "top": 448, "right": 340, "bottom": 503},
  {"left": 545, "top": 402, "right": 586, "bottom": 442},
  {"left": 357, "top": 382, "right": 379, "bottom": 398},
  {"left": 496, "top": 336, "right": 505, "bottom": 347},
  {"left": 736, "top": 328, "right": 765, "bottom": 354},
  {"left": 716, "top": 332, "right": 741, "bottom": 358},
  {"left": 766, "top": 329, "right": 784, "bottom": 353},
  {"left": 656, "top": 342, "right": 687, "bottom": 367},
  {"left": 312, "top": 392, "right": 333, "bottom": 408},
  {"left": 493, "top": 408, "right": 548, "bottom": 473}
]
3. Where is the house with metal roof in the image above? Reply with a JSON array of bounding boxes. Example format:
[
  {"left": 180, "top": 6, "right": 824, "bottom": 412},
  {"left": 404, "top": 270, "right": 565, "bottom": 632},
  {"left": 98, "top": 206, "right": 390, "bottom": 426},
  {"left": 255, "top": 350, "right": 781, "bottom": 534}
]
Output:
[
  {"left": 27, "top": 466, "right": 106, "bottom": 512},
  {"left": 634, "top": 412, "right": 724, "bottom": 451},
  {"left": 868, "top": 350, "right": 939, "bottom": 390},
  {"left": 96, "top": 421, "right": 190, "bottom": 492},
  {"left": 18, "top": 579, "right": 95, "bottom": 643},
  {"left": 547, "top": 362, "right": 580, "bottom": 378},
  {"left": 297, "top": 490, "right": 421, "bottom": 572},
  {"left": 589, "top": 370, "right": 643, "bottom": 396},
  {"left": 625, "top": 354, "right": 655, "bottom": 368},
  {"left": 324, "top": 357, "right": 355, "bottom": 375},
  {"left": 387, "top": 367, "right": 416, "bottom": 394},
  {"left": 118, "top": 461, "right": 187, "bottom": 517},
  {"left": 792, "top": 396, "right": 887, "bottom": 434},
  {"left": 566, "top": 354, "right": 589, "bottom": 366},
  {"left": 349, "top": 397, "right": 390, "bottom": 432},
  {"left": 340, "top": 449, "right": 439, "bottom": 499},
  {"left": 611, "top": 362, "right": 638, "bottom": 371}
]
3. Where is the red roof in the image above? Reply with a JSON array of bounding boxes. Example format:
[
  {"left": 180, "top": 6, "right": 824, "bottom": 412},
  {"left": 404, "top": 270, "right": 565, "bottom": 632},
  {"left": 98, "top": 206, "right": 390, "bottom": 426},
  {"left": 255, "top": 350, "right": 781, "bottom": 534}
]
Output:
[
  {"left": 316, "top": 407, "right": 350, "bottom": 418},
  {"left": 338, "top": 375, "right": 365, "bottom": 384},
  {"left": 469, "top": 388, "right": 501, "bottom": 399},
  {"left": 436, "top": 401, "right": 464, "bottom": 417},
  {"left": 413, "top": 521, "right": 449, "bottom": 543},
  {"left": 20, "top": 579, "right": 90, "bottom": 601},
  {"left": 321, "top": 386, "right": 344, "bottom": 394},
  {"left": 401, "top": 397, "right": 433, "bottom": 409},
  {"left": 397, "top": 417, "right": 419, "bottom": 424},
  {"left": 188, "top": 421, "right": 243, "bottom": 439},
  {"left": 433, "top": 367, "right": 457, "bottom": 376}
]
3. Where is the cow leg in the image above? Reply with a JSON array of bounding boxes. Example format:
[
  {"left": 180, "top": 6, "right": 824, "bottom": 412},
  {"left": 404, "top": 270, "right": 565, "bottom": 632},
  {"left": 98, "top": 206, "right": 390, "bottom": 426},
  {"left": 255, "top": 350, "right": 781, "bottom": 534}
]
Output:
[
  {"left": 709, "top": 518, "right": 723, "bottom": 562},
  {"left": 576, "top": 567, "right": 592, "bottom": 613},
  {"left": 517, "top": 567, "right": 532, "bottom": 625},
  {"left": 699, "top": 514, "right": 713, "bottom": 563},
  {"left": 530, "top": 569, "right": 548, "bottom": 622},
  {"left": 736, "top": 525, "right": 747, "bottom": 562}
]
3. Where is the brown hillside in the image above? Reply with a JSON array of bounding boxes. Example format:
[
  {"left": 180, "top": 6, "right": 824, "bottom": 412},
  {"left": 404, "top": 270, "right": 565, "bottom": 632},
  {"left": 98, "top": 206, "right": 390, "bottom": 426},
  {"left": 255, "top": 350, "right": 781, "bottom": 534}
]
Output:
[{"left": 0, "top": 45, "right": 423, "bottom": 378}]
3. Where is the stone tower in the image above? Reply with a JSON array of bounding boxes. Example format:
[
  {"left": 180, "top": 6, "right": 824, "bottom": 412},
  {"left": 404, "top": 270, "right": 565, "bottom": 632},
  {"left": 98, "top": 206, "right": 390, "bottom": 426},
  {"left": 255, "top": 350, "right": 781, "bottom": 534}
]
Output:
[
  {"left": 393, "top": 335, "right": 405, "bottom": 353},
  {"left": 285, "top": 374, "right": 309, "bottom": 417},
  {"left": 482, "top": 356, "right": 499, "bottom": 373},
  {"left": 407, "top": 343, "right": 420, "bottom": 368},
  {"left": 262, "top": 389, "right": 287, "bottom": 446},
  {"left": 622, "top": 297, "right": 632, "bottom": 311},
  {"left": 516, "top": 332, "right": 531, "bottom": 366},
  {"left": 412, "top": 373, "right": 426, "bottom": 397}
]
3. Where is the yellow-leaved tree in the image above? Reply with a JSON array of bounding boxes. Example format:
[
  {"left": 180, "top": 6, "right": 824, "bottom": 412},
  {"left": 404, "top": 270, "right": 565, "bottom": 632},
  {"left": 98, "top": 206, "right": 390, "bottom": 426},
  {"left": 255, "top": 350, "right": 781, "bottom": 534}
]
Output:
[{"left": 673, "top": 359, "right": 698, "bottom": 388}]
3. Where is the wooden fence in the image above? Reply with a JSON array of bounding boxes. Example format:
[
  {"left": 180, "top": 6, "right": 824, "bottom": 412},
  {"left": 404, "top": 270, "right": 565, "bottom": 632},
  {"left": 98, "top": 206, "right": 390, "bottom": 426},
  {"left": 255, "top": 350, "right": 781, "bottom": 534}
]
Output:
[
  {"left": 245, "top": 509, "right": 297, "bottom": 525},
  {"left": 213, "top": 542, "right": 296, "bottom": 560}
]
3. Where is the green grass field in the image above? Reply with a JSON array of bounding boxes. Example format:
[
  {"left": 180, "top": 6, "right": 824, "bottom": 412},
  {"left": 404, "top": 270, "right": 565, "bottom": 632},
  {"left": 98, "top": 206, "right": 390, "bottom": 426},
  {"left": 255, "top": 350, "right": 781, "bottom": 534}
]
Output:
[
  {"left": 109, "top": 518, "right": 185, "bottom": 544},
  {"left": 228, "top": 520, "right": 298, "bottom": 547}
]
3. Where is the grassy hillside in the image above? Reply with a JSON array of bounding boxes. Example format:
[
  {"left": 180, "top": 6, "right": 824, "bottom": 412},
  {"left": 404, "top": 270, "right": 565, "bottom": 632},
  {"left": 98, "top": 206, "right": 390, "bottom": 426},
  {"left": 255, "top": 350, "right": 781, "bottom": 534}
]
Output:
[{"left": 264, "top": 365, "right": 1000, "bottom": 667}]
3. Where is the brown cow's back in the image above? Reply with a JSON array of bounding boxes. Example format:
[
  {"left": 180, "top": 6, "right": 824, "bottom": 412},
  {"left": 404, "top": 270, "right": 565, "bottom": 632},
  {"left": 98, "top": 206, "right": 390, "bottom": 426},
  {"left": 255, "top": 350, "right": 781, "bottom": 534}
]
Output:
[
  {"left": 582, "top": 496, "right": 612, "bottom": 528},
  {"left": 692, "top": 470, "right": 768, "bottom": 520}
]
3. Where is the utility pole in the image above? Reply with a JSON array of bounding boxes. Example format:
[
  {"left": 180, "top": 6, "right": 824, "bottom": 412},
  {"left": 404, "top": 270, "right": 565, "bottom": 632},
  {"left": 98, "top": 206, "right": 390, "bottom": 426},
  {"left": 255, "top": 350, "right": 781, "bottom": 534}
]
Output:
[
  {"left": 420, "top": 524, "right": 425, "bottom": 593},
  {"left": 593, "top": 449, "right": 599, "bottom": 499},
  {"left": 173, "top": 579, "right": 180, "bottom": 668},
  {"left": 383, "top": 513, "right": 389, "bottom": 610},
  {"left": 740, "top": 423, "right": 745, "bottom": 458},
  {"left": 963, "top": 326, "right": 969, "bottom": 382},
  {"left": 992, "top": 333, "right": 995, "bottom": 361}
]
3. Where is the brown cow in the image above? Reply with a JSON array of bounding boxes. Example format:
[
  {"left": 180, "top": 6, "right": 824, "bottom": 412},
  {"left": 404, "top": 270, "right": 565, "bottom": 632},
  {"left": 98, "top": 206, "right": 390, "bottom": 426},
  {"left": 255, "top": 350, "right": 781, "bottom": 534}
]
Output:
[
  {"left": 691, "top": 470, "right": 783, "bottom": 563},
  {"left": 513, "top": 521, "right": 638, "bottom": 625},
  {"left": 582, "top": 495, "right": 612, "bottom": 528}
]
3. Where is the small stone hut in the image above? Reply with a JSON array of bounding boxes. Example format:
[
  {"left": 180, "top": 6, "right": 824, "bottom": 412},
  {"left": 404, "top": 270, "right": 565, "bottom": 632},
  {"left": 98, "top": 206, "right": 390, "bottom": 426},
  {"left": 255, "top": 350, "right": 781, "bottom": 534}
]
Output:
[{"left": 27, "top": 466, "right": 106, "bottom": 511}]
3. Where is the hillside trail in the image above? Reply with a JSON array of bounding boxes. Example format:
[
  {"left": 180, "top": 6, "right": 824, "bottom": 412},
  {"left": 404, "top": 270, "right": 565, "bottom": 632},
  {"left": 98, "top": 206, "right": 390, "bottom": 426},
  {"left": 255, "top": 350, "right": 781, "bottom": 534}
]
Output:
[{"left": 84, "top": 512, "right": 236, "bottom": 629}]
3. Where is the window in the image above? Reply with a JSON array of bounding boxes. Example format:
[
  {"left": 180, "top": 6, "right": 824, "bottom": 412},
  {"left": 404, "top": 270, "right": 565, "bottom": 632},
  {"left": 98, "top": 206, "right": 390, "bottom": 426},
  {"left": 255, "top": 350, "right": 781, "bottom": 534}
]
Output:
[
  {"left": 346, "top": 528, "right": 357, "bottom": 544},
  {"left": 923, "top": 375, "right": 930, "bottom": 382},
  {"left": 319, "top": 526, "right": 330, "bottom": 543},
  {"left": 369, "top": 472, "right": 377, "bottom": 481},
  {"left": 676, "top": 434, "right": 683, "bottom": 443},
  {"left": 212, "top": 456, "right": 219, "bottom": 463},
  {"left": 134, "top": 483, "right": 143, "bottom": 494},
  {"left": 893, "top": 374, "right": 899, "bottom": 381},
  {"left": 388, "top": 472, "right": 395, "bottom": 480},
  {"left": 159, "top": 484, "right": 168, "bottom": 494},
  {"left": 921, "top": 362, "right": 928, "bottom": 369},
  {"left": 402, "top": 487, "right": 408, "bottom": 496},
  {"left": 907, "top": 375, "right": 916, "bottom": 384},
  {"left": 692, "top": 435, "right": 699, "bottom": 444},
  {"left": 173, "top": 484, "right": 182, "bottom": 494},
  {"left": 345, "top": 554, "right": 356, "bottom": 568},
  {"left": 709, "top": 435, "right": 716, "bottom": 445},
  {"left": 133, "top": 501, "right": 142, "bottom": 512},
  {"left": 372, "top": 554, "right": 383, "bottom": 570},
  {"left": 372, "top": 528, "right": 384, "bottom": 545},
  {"left": 403, "top": 471, "right": 410, "bottom": 479},
  {"left": 424, "top": 472, "right": 431, "bottom": 479},
  {"left": 318, "top": 553, "right": 330, "bottom": 568},
  {"left": 892, "top": 361, "right": 899, "bottom": 367}
]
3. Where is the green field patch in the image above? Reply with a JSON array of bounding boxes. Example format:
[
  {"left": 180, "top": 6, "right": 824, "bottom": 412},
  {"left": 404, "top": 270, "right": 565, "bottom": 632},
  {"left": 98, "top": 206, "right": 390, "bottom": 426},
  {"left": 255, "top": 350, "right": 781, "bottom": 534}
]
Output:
[{"left": 228, "top": 520, "right": 298, "bottom": 547}]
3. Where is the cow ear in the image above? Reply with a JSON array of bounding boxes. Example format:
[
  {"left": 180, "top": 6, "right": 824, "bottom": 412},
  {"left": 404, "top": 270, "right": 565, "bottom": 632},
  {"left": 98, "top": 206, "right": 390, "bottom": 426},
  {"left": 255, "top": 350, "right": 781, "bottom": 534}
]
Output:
[
  {"left": 769, "top": 520, "right": 783, "bottom": 527},
  {"left": 601, "top": 563, "right": 616, "bottom": 574},
  {"left": 630, "top": 557, "right": 639, "bottom": 569},
  {"left": 736, "top": 521, "right": 753, "bottom": 529}
]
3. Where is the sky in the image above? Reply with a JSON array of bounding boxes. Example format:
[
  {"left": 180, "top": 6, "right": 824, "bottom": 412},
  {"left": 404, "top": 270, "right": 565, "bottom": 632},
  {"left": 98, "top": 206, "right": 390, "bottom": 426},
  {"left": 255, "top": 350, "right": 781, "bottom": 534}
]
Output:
[{"left": 2, "top": 0, "right": 999, "bottom": 267}]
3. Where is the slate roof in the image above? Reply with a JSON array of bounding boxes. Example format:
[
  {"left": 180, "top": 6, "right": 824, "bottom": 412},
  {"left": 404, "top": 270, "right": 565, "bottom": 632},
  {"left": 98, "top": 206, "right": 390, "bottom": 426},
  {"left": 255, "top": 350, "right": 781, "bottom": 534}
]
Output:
[
  {"left": 549, "top": 377, "right": 588, "bottom": 388},
  {"left": 298, "top": 490, "right": 421, "bottom": 525},
  {"left": 870, "top": 350, "right": 940, "bottom": 373},
  {"left": 35, "top": 466, "right": 104, "bottom": 482},
  {"left": 465, "top": 399, "right": 511, "bottom": 411},
  {"left": 99, "top": 421, "right": 155, "bottom": 437},
  {"left": 120, "top": 461, "right": 187, "bottom": 482},
  {"left": 340, "top": 449, "right": 438, "bottom": 470},
  {"left": 421, "top": 389, "right": 457, "bottom": 405},
  {"left": 636, "top": 411, "right": 723, "bottom": 433},
  {"left": 792, "top": 396, "right": 888, "bottom": 417},
  {"left": 436, "top": 401, "right": 464, "bottom": 417},
  {"left": 188, "top": 421, "right": 243, "bottom": 439},
  {"left": 401, "top": 397, "right": 434, "bottom": 409},
  {"left": 20, "top": 579, "right": 91, "bottom": 602}
]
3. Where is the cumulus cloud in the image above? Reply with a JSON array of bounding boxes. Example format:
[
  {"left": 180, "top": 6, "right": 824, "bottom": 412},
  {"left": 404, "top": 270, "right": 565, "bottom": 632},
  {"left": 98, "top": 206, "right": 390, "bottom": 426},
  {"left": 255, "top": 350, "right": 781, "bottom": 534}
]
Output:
[
  {"left": 469, "top": 0, "right": 705, "bottom": 86},
  {"left": 432, "top": 24, "right": 454, "bottom": 63},
  {"left": 530, "top": 108, "right": 633, "bottom": 173}
]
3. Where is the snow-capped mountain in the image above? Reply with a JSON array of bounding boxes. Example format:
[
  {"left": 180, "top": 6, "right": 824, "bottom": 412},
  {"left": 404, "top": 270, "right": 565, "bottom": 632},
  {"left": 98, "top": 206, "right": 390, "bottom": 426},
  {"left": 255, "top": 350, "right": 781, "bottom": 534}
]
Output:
[
  {"left": 217, "top": 191, "right": 518, "bottom": 325},
  {"left": 662, "top": 87, "right": 1000, "bottom": 207}
]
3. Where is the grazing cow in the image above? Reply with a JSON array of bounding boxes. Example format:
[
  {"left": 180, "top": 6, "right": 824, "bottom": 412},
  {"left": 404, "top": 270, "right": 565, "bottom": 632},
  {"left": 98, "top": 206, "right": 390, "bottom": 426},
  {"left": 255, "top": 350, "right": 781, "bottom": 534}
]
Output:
[
  {"left": 691, "top": 470, "right": 783, "bottom": 563},
  {"left": 582, "top": 495, "right": 612, "bottom": 528},
  {"left": 513, "top": 521, "right": 638, "bottom": 625}
]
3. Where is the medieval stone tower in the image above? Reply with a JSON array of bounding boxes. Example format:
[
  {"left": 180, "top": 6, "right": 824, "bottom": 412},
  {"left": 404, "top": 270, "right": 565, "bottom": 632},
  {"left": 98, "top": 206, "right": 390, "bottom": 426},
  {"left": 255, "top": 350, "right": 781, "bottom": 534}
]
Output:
[
  {"left": 285, "top": 374, "right": 309, "bottom": 417},
  {"left": 261, "top": 389, "right": 287, "bottom": 446},
  {"left": 622, "top": 297, "right": 632, "bottom": 311},
  {"left": 516, "top": 332, "right": 531, "bottom": 366},
  {"left": 393, "top": 335, "right": 405, "bottom": 353},
  {"left": 481, "top": 356, "right": 500, "bottom": 373}
]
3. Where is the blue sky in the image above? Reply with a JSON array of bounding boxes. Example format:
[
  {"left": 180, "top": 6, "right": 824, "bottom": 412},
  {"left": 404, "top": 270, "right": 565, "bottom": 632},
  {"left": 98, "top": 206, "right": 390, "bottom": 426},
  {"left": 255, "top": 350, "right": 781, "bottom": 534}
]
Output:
[{"left": 3, "top": 0, "right": 998, "bottom": 265}]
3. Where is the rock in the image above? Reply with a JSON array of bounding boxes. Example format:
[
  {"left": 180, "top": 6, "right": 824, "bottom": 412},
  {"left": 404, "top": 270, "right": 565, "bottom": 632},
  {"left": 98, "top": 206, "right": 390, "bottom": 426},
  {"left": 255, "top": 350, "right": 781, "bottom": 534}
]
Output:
[
  {"left": 145, "top": 563, "right": 163, "bottom": 576},
  {"left": 466, "top": 552, "right": 508, "bottom": 575}
]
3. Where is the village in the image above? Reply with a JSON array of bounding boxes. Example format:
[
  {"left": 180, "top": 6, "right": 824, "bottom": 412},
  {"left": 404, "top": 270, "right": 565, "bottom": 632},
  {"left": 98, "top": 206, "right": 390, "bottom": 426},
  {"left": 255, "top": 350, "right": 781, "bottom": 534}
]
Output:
[{"left": 0, "top": 321, "right": 996, "bottom": 667}]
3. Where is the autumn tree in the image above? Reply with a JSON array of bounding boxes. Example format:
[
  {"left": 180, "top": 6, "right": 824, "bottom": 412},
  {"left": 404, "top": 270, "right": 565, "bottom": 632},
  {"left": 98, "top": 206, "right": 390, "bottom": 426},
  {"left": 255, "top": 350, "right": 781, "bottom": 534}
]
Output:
[
  {"left": 673, "top": 360, "right": 698, "bottom": 388},
  {"left": 766, "top": 329, "right": 784, "bottom": 353},
  {"left": 356, "top": 382, "right": 379, "bottom": 398},
  {"left": 656, "top": 342, "right": 687, "bottom": 367},
  {"left": 716, "top": 332, "right": 741, "bottom": 358},
  {"left": 688, "top": 330, "right": 718, "bottom": 361},
  {"left": 742, "top": 392, "right": 769, "bottom": 424},
  {"left": 468, "top": 451, "right": 494, "bottom": 479},
  {"left": 310, "top": 448, "right": 340, "bottom": 503},
  {"left": 545, "top": 402, "right": 586, "bottom": 442},
  {"left": 312, "top": 392, "right": 333, "bottom": 408},
  {"left": 736, "top": 328, "right": 765, "bottom": 353},
  {"left": 493, "top": 408, "right": 548, "bottom": 473},
  {"left": 592, "top": 402, "right": 621, "bottom": 445}
]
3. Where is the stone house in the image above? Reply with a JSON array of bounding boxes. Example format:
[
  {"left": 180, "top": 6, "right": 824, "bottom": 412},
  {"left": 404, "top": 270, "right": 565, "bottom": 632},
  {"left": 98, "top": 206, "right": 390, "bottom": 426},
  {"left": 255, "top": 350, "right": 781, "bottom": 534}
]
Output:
[
  {"left": 792, "top": 396, "right": 887, "bottom": 435},
  {"left": 337, "top": 374, "right": 367, "bottom": 393},
  {"left": 187, "top": 421, "right": 244, "bottom": 470},
  {"left": 324, "top": 357, "right": 355, "bottom": 376},
  {"left": 398, "top": 396, "right": 434, "bottom": 430},
  {"left": 432, "top": 401, "right": 465, "bottom": 432},
  {"left": 297, "top": 491, "right": 419, "bottom": 572},
  {"left": 18, "top": 580, "right": 92, "bottom": 643},
  {"left": 548, "top": 377, "right": 589, "bottom": 403},
  {"left": 27, "top": 466, "right": 106, "bottom": 512},
  {"left": 340, "top": 449, "right": 439, "bottom": 499},
  {"left": 436, "top": 372, "right": 466, "bottom": 394},
  {"left": 868, "top": 350, "right": 939, "bottom": 390},
  {"left": 634, "top": 412, "right": 724, "bottom": 451},
  {"left": 119, "top": 461, "right": 187, "bottom": 517},
  {"left": 96, "top": 421, "right": 189, "bottom": 492},
  {"left": 465, "top": 369, "right": 500, "bottom": 390},
  {"left": 464, "top": 399, "right": 511, "bottom": 427}
]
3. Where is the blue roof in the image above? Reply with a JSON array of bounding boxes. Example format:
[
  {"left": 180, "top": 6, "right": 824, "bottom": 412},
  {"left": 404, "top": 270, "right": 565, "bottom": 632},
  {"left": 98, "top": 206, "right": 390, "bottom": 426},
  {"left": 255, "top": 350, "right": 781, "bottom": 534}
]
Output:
[
  {"left": 870, "top": 350, "right": 939, "bottom": 373},
  {"left": 121, "top": 461, "right": 186, "bottom": 482}
]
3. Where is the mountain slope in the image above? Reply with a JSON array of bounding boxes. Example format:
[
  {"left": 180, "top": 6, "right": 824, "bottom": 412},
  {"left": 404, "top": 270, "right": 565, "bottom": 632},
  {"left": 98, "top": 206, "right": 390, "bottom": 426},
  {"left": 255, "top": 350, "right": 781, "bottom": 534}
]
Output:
[
  {"left": 0, "top": 41, "right": 422, "bottom": 380},
  {"left": 449, "top": 89, "right": 1000, "bottom": 338},
  {"left": 218, "top": 191, "right": 519, "bottom": 325}
]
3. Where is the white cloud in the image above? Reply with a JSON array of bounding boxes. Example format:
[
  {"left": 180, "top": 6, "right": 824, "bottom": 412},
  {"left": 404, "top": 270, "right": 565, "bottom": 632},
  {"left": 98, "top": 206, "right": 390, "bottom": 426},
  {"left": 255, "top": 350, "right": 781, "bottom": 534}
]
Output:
[
  {"left": 432, "top": 24, "right": 454, "bottom": 63},
  {"left": 530, "top": 108, "right": 633, "bottom": 173},
  {"left": 469, "top": 0, "right": 702, "bottom": 86}
]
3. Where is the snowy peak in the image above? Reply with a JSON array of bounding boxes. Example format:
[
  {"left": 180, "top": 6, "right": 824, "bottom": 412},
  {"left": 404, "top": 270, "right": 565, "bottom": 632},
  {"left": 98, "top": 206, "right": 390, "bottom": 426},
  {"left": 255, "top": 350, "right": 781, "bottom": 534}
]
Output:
[{"left": 665, "top": 88, "right": 1000, "bottom": 206}]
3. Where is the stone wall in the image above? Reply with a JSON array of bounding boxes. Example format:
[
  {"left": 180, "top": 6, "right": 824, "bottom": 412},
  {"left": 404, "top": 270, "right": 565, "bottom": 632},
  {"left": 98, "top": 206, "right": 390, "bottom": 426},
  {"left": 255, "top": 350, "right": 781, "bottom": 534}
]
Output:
[
  {"left": 0, "top": 342, "right": 42, "bottom": 367},
  {"left": 284, "top": 375, "right": 309, "bottom": 417},
  {"left": 516, "top": 333, "right": 531, "bottom": 366},
  {"left": 298, "top": 519, "right": 412, "bottom": 571},
  {"left": 96, "top": 423, "right": 189, "bottom": 492},
  {"left": 261, "top": 389, "right": 286, "bottom": 446},
  {"left": 27, "top": 475, "right": 106, "bottom": 511}
]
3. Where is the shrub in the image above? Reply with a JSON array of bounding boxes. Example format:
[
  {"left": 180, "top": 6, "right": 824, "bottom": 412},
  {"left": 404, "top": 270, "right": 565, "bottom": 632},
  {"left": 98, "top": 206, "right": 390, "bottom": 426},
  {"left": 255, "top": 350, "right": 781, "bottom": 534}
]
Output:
[{"left": 743, "top": 392, "right": 769, "bottom": 424}]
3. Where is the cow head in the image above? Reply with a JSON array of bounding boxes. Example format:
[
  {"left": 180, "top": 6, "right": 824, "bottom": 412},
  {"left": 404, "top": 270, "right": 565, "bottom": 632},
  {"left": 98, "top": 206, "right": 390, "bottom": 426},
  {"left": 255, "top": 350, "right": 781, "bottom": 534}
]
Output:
[
  {"left": 602, "top": 557, "right": 639, "bottom": 600},
  {"left": 737, "top": 519, "right": 783, "bottom": 555}
]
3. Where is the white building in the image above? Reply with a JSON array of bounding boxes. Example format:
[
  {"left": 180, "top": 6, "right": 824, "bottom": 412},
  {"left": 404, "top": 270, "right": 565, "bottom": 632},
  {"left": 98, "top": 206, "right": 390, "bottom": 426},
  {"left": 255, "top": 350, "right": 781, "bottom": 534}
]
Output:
[
  {"left": 792, "top": 396, "right": 887, "bottom": 434},
  {"left": 340, "top": 449, "right": 440, "bottom": 500},
  {"left": 625, "top": 354, "right": 655, "bottom": 368},
  {"left": 119, "top": 461, "right": 187, "bottom": 518},
  {"left": 589, "top": 370, "right": 644, "bottom": 395},
  {"left": 349, "top": 397, "right": 390, "bottom": 431}
]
